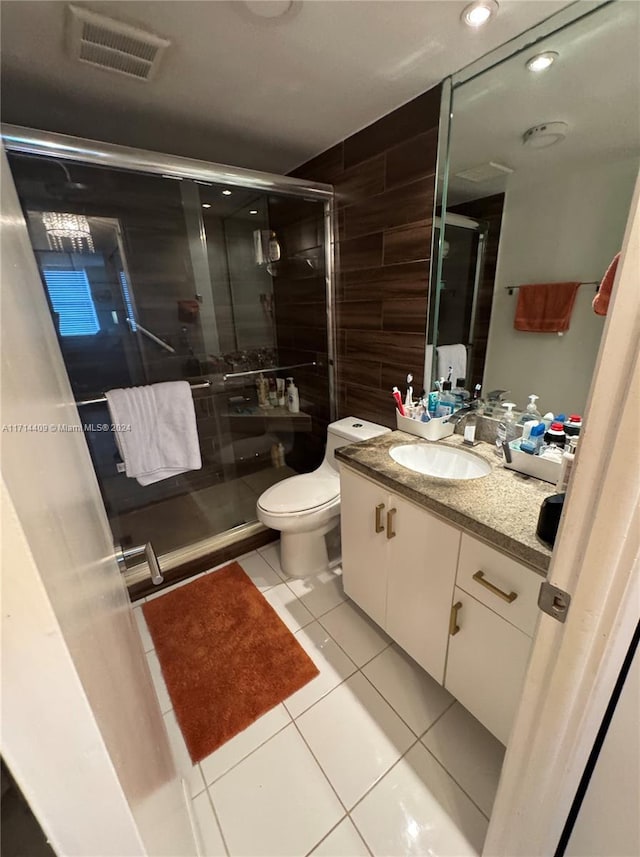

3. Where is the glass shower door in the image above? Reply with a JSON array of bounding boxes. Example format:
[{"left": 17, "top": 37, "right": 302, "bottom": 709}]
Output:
[{"left": 8, "top": 150, "right": 330, "bottom": 574}]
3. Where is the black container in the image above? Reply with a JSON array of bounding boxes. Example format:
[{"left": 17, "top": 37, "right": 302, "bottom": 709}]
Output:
[
  {"left": 544, "top": 421, "right": 566, "bottom": 448},
  {"left": 537, "top": 493, "right": 566, "bottom": 547}
]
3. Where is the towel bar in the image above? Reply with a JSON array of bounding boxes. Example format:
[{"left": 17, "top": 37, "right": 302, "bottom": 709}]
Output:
[
  {"left": 505, "top": 281, "right": 598, "bottom": 296},
  {"left": 75, "top": 380, "right": 211, "bottom": 407}
]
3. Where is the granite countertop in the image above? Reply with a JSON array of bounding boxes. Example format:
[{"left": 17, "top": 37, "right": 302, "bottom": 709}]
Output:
[{"left": 336, "top": 430, "right": 555, "bottom": 575}]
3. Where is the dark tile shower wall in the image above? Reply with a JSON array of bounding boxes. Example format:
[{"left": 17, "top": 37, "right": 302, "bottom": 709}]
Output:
[
  {"left": 267, "top": 198, "right": 329, "bottom": 470},
  {"left": 291, "top": 85, "right": 441, "bottom": 428},
  {"left": 449, "top": 194, "right": 505, "bottom": 391}
]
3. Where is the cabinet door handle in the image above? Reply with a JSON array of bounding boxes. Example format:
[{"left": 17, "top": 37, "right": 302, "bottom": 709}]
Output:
[
  {"left": 386, "top": 507, "right": 397, "bottom": 539},
  {"left": 375, "top": 503, "right": 385, "bottom": 534},
  {"left": 449, "top": 601, "right": 462, "bottom": 636},
  {"left": 473, "top": 570, "right": 518, "bottom": 603}
]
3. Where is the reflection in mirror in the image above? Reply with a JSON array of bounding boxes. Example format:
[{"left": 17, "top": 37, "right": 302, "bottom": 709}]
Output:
[{"left": 430, "top": 1, "right": 639, "bottom": 416}]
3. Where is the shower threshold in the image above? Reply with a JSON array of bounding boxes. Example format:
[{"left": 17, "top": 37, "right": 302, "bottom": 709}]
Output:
[{"left": 123, "top": 520, "right": 272, "bottom": 596}]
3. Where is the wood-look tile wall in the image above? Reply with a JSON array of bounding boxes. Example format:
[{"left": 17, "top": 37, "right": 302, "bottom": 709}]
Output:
[{"left": 291, "top": 86, "right": 442, "bottom": 428}]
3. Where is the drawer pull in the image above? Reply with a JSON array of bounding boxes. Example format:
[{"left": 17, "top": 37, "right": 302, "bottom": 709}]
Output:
[
  {"left": 386, "top": 508, "right": 397, "bottom": 539},
  {"left": 375, "top": 503, "right": 385, "bottom": 534},
  {"left": 473, "top": 570, "right": 518, "bottom": 603},
  {"left": 449, "top": 601, "right": 462, "bottom": 636}
]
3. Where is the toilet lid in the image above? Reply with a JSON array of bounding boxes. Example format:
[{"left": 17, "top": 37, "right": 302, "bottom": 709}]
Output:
[{"left": 258, "top": 472, "right": 339, "bottom": 515}]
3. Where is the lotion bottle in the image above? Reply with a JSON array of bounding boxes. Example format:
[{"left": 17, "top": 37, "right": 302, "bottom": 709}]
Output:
[{"left": 286, "top": 377, "right": 300, "bottom": 414}]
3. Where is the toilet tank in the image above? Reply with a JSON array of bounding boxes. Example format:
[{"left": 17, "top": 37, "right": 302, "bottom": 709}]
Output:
[{"left": 324, "top": 417, "right": 391, "bottom": 471}]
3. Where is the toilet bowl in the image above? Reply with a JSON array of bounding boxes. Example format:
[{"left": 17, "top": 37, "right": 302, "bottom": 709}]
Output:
[{"left": 256, "top": 417, "right": 390, "bottom": 577}]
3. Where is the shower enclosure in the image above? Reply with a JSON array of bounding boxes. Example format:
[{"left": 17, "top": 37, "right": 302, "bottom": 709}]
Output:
[
  {"left": 428, "top": 213, "right": 488, "bottom": 390},
  {"left": 3, "top": 127, "right": 335, "bottom": 589}
]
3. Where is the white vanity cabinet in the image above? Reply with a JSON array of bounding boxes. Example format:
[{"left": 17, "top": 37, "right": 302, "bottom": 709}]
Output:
[
  {"left": 446, "top": 535, "right": 541, "bottom": 744},
  {"left": 340, "top": 466, "right": 460, "bottom": 682},
  {"left": 340, "top": 465, "right": 543, "bottom": 745}
]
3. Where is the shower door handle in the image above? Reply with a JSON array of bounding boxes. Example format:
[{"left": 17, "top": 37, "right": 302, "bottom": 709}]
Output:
[{"left": 115, "top": 541, "right": 164, "bottom": 586}]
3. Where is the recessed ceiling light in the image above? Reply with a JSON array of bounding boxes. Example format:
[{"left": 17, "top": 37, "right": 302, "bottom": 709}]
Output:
[
  {"left": 461, "top": 0, "right": 499, "bottom": 28},
  {"left": 249, "top": 210, "right": 259, "bottom": 215},
  {"left": 526, "top": 51, "right": 559, "bottom": 73},
  {"left": 244, "top": 1, "right": 294, "bottom": 18},
  {"left": 202, "top": 203, "right": 211, "bottom": 209},
  {"left": 522, "top": 122, "right": 569, "bottom": 149},
  {"left": 222, "top": 190, "right": 232, "bottom": 196}
]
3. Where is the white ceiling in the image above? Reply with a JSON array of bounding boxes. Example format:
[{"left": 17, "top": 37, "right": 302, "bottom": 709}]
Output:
[
  {"left": 447, "top": 0, "right": 640, "bottom": 203},
  {"left": 1, "top": 0, "right": 572, "bottom": 173}
]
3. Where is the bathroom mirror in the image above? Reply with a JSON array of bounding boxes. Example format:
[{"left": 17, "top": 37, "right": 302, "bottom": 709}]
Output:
[{"left": 429, "top": 0, "right": 640, "bottom": 416}]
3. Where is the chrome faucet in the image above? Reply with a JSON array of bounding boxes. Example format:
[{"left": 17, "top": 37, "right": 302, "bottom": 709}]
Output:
[{"left": 445, "top": 403, "right": 474, "bottom": 425}]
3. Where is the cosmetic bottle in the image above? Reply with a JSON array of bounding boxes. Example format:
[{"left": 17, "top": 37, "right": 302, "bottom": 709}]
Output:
[
  {"left": 563, "top": 415, "right": 583, "bottom": 437},
  {"left": 256, "top": 372, "right": 269, "bottom": 408},
  {"left": 268, "top": 231, "right": 281, "bottom": 262},
  {"left": 268, "top": 377, "right": 278, "bottom": 407},
  {"left": 556, "top": 437, "right": 578, "bottom": 492},
  {"left": 544, "top": 421, "right": 566, "bottom": 449},
  {"left": 520, "top": 423, "right": 545, "bottom": 454},
  {"left": 286, "top": 377, "right": 300, "bottom": 414}
]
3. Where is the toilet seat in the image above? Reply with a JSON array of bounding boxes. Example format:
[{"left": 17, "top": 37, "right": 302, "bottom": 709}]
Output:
[{"left": 257, "top": 472, "right": 339, "bottom": 517}]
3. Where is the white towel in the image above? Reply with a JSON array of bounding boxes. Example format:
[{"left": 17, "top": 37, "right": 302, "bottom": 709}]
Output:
[
  {"left": 106, "top": 381, "right": 202, "bottom": 486},
  {"left": 436, "top": 344, "right": 467, "bottom": 385}
]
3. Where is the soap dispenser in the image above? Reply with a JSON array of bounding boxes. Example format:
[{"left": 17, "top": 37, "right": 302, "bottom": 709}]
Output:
[
  {"left": 495, "top": 402, "right": 517, "bottom": 458},
  {"left": 521, "top": 394, "right": 542, "bottom": 423}
]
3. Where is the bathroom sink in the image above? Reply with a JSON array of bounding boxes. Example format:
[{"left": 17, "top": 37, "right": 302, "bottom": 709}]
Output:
[{"left": 389, "top": 443, "right": 492, "bottom": 481}]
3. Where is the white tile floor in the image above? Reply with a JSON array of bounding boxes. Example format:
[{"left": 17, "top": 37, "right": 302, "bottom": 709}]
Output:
[{"left": 136, "top": 542, "right": 505, "bottom": 857}]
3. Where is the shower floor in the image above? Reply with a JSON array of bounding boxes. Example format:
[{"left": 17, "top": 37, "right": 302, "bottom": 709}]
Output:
[{"left": 111, "top": 465, "right": 295, "bottom": 558}]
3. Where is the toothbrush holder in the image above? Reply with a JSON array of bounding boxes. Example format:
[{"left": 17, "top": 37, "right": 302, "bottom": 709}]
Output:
[{"left": 396, "top": 412, "right": 455, "bottom": 442}]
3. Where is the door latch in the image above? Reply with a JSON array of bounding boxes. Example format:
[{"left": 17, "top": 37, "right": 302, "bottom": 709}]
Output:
[{"left": 538, "top": 581, "right": 571, "bottom": 623}]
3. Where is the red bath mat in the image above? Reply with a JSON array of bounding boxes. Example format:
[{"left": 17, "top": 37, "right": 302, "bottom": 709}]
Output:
[{"left": 142, "top": 562, "right": 319, "bottom": 762}]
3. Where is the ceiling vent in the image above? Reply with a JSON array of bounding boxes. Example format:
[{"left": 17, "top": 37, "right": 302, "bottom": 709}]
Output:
[
  {"left": 455, "top": 162, "right": 514, "bottom": 183},
  {"left": 67, "top": 5, "right": 170, "bottom": 81}
]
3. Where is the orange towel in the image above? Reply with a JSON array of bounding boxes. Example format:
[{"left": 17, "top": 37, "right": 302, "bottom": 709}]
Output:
[
  {"left": 514, "top": 282, "right": 580, "bottom": 333},
  {"left": 593, "top": 253, "right": 620, "bottom": 316}
]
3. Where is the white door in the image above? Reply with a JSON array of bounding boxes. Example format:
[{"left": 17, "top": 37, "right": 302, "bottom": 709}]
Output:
[
  {"left": 484, "top": 178, "right": 640, "bottom": 855},
  {"left": 1, "top": 149, "right": 197, "bottom": 856}
]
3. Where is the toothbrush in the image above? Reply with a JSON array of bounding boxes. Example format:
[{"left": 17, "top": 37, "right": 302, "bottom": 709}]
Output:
[
  {"left": 405, "top": 373, "right": 413, "bottom": 408},
  {"left": 392, "top": 387, "right": 406, "bottom": 417}
]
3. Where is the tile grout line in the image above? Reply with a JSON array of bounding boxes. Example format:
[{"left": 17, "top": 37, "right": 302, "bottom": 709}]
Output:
[
  {"left": 202, "top": 783, "right": 231, "bottom": 857},
  {"left": 291, "top": 718, "right": 351, "bottom": 815},
  {"left": 420, "top": 742, "right": 492, "bottom": 823},
  {"left": 198, "top": 713, "right": 293, "bottom": 789},
  {"left": 303, "top": 815, "right": 374, "bottom": 857},
  {"left": 418, "top": 698, "right": 457, "bottom": 740}
]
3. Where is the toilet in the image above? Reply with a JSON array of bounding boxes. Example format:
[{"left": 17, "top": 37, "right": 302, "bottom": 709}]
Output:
[{"left": 256, "top": 417, "right": 391, "bottom": 578}]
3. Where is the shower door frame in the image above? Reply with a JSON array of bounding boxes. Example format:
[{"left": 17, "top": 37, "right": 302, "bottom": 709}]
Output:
[{"left": 2, "top": 124, "right": 337, "bottom": 586}]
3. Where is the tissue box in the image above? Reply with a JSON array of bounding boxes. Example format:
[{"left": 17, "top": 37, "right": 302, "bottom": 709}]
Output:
[
  {"left": 504, "top": 440, "right": 561, "bottom": 484},
  {"left": 396, "top": 412, "right": 455, "bottom": 442}
]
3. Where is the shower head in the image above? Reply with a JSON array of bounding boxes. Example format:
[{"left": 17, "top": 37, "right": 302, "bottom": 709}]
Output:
[{"left": 44, "top": 161, "right": 89, "bottom": 195}]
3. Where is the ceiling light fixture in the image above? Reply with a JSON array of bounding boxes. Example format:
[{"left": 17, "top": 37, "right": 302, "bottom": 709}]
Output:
[
  {"left": 243, "top": 1, "right": 296, "bottom": 19},
  {"left": 249, "top": 209, "right": 259, "bottom": 215},
  {"left": 42, "top": 211, "right": 94, "bottom": 253},
  {"left": 522, "top": 122, "right": 569, "bottom": 149},
  {"left": 202, "top": 203, "right": 211, "bottom": 209},
  {"left": 526, "top": 51, "right": 559, "bottom": 73},
  {"left": 461, "top": 0, "right": 499, "bottom": 28},
  {"left": 222, "top": 190, "right": 232, "bottom": 196}
]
